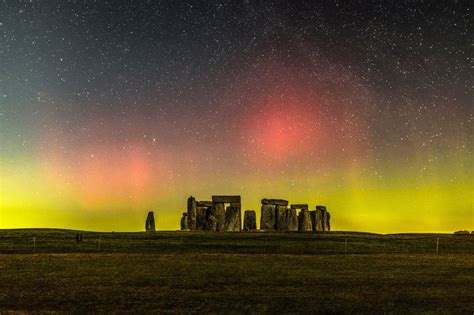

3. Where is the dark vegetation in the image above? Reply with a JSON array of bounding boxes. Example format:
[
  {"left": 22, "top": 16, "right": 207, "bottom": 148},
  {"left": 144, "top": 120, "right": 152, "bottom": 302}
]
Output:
[{"left": 0, "top": 229, "right": 473, "bottom": 313}]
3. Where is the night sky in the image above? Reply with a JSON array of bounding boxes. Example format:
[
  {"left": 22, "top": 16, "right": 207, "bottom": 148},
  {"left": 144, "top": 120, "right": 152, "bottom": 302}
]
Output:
[{"left": 1, "top": 1, "right": 472, "bottom": 232}]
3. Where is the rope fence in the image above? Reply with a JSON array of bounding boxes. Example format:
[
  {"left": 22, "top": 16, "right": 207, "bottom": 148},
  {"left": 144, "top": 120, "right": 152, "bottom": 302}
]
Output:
[{"left": 0, "top": 232, "right": 472, "bottom": 255}]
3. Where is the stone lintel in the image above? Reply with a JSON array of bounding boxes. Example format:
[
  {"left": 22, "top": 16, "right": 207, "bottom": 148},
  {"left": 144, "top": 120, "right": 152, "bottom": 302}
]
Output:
[
  {"left": 212, "top": 195, "right": 241, "bottom": 203},
  {"left": 290, "top": 204, "right": 309, "bottom": 209},
  {"left": 261, "top": 198, "right": 289, "bottom": 206},
  {"left": 196, "top": 201, "right": 214, "bottom": 207}
]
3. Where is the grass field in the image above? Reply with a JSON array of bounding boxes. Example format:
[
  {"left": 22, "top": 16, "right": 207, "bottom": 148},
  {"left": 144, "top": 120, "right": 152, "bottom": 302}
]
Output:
[{"left": 0, "top": 229, "right": 473, "bottom": 313}]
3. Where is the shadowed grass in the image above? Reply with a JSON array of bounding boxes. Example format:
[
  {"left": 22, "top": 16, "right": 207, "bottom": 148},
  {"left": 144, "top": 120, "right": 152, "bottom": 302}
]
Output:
[{"left": 0, "top": 229, "right": 473, "bottom": 313}]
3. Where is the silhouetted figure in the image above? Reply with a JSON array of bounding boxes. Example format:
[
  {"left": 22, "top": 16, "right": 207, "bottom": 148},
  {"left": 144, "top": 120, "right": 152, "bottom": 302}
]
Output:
[{"left": 75, "top": 233, "right": 82, "bottom": 242}]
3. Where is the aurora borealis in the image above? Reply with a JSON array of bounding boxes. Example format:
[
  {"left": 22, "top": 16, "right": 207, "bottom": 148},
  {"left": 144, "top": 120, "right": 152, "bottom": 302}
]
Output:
[{"left": 0, "top": 1, "right": 472, "bottom": 233}]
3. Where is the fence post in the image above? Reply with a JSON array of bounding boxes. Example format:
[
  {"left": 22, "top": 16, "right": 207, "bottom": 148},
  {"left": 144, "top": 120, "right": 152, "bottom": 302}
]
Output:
[
  {"left": 345, "top": 238, "right": 347, "bottom": 253},
  {"left": 436, "top": 237, "right": 439, "bottom": 255},
  {"left": 33, "top": 237, "right": 36, "bottom": 252}
]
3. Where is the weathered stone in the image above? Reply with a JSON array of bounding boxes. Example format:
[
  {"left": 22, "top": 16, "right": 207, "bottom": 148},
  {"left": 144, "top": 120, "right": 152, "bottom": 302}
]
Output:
[
  {"left": 454, "top": 230, "right": 470, "bottom": 235},
  {"left": 243, "top": 210, "right": 257, "bottom": 231},
  {"left": 316, "top": 205, "right": 327, "bottom": 211},
  {"left": 260, "top": 204, "right": 276, "bottom": 231},
  {"left": 205, "top": 215, "right": 217, "bottom": 231},
  {"left": 230, "top": 202, "right": 241, "bottom": 211},
  {"left": 197, "top": 201, "right": 214, "bottom": 207},
  {"left": 195, "top": 206, "right": 208, "bottom": 230},
  {"left": 320, "top": 209, "right": 328, "bottom": 232},
  {"left": 315, "top": 209, "right": 324, "bottom": 231},
  {"left": 224, "top": 206, "right": 241, "bottom": 231},
  {"left": 145, "top": 211, "right": 155, "bottom": 232},
  {"left": 261, "top": 199, "right": 289, "bottom": 206},
  {"left": 325, "top": 211, "right": 331, "bottom": 232},
  {"left": 187, "top": 196, "right": 197, "bottom": 230},
  {"left": 212, "top": 195, "right": 241, "bottom": 203},
  {"left": 211, "top": 202, "right": 226, "bottom": 232},
  {"left": 276, "top": 206, "right": 288, "bottom": 231},
  {"left": 286, "top": 208, "right": 298, "bottom": 231},
  {"left": 291, "top": 204, "right": 309, "bottom": 210},
  {"left": 180, "top": 213, "right": 188, "bottom": 230},
  {"left": 310, "top": 210, "right": 317, "bottom": 231},
  {"left": 230, "top": 202, "right": 242, "bottom": 223},
  {"left": 298, "top": 209, "right": 312, "bottom": 232}
]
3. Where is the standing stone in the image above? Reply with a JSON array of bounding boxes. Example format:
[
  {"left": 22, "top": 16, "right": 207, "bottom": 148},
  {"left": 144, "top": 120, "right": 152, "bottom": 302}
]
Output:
[
  {"left": 243, "top": 210, "right": 257, "bottom": 231},
  {"left": 320, "top": 209, "right": 327, "bottom": 232},
  {"left": 310, "top": 210, "right": 317, "bottom": 231},
  {"left": 195, "top": 206, "right": 208, "bottom": 230},
  {"left": 180, "top": 213, "right": 189, "bottom": 230},
  {"left": 286, "top": 208, "right": 298, "bottom": 231},
  {"left": 205, "top": 215, "right": 217, "bottom": 231},
  {"left": 230, "top": 202, "right": 242, "bottom": 229},
  {"left": 276, "top": 205, "right": 288, "bottom": 231},
  {"left": 187, "top": 196, "right": 197, "bottom": 230},
  {"left": 145, "top": 211, "right": 155, "bottom": 232},
  {"left": 260, "top": 204, "right": 276, "bottom": 231},
  {"left": 224, "top": 206, "right": 241, "bottom": 231},
  {"left": 324, "top": 211, "right": 331, "bottom": 232},
  {"left": 298, "top": 209, "right": 313, "bottom": 232},
  {"left": 230, "top": 202, "right": 241, "bottom": 210},
  {"left": 212, "top": 202, "right": 226, "bottom": 232},
  {"left": 315, "top": 209, "right": 324, "bottom": 231}
]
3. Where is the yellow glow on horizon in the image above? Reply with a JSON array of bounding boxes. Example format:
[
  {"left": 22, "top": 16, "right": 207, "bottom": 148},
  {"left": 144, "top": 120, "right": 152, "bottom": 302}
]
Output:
[{"left": 1, "top": 156, "right": 472, "bottom": 233}]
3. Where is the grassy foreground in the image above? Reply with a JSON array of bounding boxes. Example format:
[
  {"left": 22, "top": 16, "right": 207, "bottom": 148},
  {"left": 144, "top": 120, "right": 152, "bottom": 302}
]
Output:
[{"left": 0, "top": 229, "right": 473, "bottom": 313}]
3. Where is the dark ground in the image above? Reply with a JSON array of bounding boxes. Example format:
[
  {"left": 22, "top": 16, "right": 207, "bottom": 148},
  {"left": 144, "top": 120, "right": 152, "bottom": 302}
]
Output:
[{"left": 0, "top": 229, "right": 473, "bottom": 313}]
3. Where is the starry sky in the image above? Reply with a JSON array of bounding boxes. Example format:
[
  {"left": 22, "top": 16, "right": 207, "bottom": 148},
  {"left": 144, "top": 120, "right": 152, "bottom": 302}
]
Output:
[{"left": 0, "top": 1, "right": 472, "bottom": 232}]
